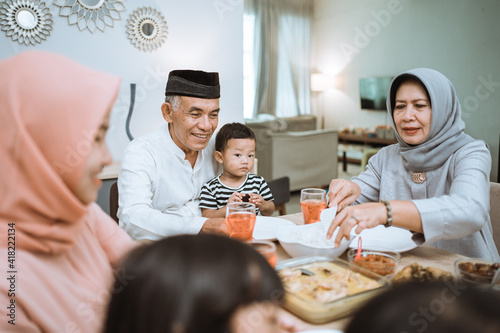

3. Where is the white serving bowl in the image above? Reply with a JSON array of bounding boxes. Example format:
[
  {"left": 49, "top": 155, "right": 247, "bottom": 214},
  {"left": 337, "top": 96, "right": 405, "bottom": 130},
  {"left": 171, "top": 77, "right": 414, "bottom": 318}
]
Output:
[{"left": 274, "top": 222, "right": 353, "bottom": 258}]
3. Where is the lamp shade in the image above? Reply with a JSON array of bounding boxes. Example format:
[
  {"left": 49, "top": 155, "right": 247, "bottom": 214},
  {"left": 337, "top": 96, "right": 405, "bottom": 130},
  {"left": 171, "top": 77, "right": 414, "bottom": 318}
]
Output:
[{"left": 311, "top": 73, "right": 337, "bottom": 91}]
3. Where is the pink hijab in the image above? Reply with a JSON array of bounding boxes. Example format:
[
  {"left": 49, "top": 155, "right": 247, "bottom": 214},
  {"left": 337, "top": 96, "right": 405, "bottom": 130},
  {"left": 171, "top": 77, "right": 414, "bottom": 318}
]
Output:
[{"left": 0, "top": 51, "right": 120, "bottom": 254}]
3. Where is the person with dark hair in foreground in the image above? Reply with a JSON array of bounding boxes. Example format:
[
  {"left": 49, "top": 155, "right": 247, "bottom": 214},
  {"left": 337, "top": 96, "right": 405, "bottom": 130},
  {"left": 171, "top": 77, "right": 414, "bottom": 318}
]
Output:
[
  {"left": 345, "top": 281, "right": 500, "bottom": 333},
  {"left": 104, "top": 234, "right": 301, "bottom": 333}
]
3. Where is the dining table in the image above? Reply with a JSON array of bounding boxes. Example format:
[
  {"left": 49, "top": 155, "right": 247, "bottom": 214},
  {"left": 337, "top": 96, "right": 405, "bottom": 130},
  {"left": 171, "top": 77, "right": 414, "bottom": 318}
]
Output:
[{"left": 274, "top": 212, "right": 465, "bottom": 332}]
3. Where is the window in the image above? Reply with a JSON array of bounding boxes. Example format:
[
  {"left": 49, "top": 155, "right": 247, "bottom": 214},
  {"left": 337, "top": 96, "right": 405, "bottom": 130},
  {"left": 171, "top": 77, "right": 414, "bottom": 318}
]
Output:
[{"left": 244, "top": 0, "right": 312, "bottom": 120}]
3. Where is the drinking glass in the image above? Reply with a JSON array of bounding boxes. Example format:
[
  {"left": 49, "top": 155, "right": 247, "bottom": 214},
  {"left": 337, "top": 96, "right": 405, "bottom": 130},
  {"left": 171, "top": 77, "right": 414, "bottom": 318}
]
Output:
[
  {"left": 300, "top": 188, "right": 327, "bottom": 224},
  {"left": 226, "top": 202, "right": 256, "bottom": 241},
  {"left": 248, "top": 240, "right": 277, "bottom": 268}
]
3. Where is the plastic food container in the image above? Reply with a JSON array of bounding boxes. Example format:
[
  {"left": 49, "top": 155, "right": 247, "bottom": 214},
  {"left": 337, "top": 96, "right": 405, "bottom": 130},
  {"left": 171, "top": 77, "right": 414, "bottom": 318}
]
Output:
[
  {"left": 276, "top": 256, "right": 389, "bottom": 324},
  {"left": 454, "top": 258, "right": 500, "bottom": 289},
  {"left": 347, "top": 248, "right": 401, "bottom": 276}
]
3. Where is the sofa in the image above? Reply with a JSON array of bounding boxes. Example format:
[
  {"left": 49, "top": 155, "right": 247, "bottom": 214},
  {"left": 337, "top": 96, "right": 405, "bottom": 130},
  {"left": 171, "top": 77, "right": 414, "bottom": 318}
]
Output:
[{"left": 246, "top": 115, "right": 338, "bottom": 191}]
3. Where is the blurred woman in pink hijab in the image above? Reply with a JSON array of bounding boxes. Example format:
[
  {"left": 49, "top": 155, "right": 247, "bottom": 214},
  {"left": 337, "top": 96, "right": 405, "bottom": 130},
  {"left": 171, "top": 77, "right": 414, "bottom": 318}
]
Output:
[{"left": 0, "top": 51, "right": 137, "bottom": 332}]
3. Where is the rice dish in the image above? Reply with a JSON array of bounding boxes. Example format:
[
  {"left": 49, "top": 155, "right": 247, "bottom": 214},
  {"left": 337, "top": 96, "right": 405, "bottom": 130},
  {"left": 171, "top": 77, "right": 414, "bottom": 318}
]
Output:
[{"left": 287, "top": 226, "right": 336, "bottom": 248}]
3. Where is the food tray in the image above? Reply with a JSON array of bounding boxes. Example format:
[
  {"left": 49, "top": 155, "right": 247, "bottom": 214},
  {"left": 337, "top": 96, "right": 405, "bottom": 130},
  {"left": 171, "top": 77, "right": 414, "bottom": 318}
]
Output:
[{"left": 276, "top": 256, "right": 389, "bottom": 324}]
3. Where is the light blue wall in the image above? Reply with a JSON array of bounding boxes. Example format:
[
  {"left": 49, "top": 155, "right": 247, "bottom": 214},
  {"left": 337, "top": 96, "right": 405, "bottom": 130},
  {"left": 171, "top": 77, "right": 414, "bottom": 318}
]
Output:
[
  {"left": 313, "top": 0, "right": 500, "bottom": 181},
  {"left": 0, "top": 0, "right": 244, "bottom": 161}
]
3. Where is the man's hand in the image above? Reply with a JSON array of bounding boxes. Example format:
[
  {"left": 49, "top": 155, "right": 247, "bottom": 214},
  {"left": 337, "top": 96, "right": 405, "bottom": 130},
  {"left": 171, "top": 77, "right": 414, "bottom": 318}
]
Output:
[{"left": 199, "top": 217, "right": 229, "bottom": 235}]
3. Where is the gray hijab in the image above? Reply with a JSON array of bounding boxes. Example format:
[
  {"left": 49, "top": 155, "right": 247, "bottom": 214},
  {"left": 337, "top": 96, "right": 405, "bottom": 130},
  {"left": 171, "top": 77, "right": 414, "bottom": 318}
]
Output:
[{"left": 387, "top": 68, "right": 475, "bottom": 172}]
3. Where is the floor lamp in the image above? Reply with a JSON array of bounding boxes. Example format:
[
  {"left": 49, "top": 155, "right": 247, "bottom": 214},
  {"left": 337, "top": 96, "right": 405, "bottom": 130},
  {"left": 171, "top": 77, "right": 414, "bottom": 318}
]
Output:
[{"left": 311, "top": 73, "right": 336, "bottom": 129}]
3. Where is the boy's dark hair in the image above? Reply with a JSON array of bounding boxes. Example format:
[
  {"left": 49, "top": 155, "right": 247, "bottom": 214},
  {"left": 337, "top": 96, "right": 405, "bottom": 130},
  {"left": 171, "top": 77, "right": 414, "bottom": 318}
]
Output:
[{"left": 215, "top": 122, "right": 256, "bottom": 152}]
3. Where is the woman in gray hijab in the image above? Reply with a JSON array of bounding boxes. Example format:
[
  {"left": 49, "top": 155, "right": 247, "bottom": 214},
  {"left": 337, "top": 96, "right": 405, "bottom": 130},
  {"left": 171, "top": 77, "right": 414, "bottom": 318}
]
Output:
[{"left": 327, "top": 68, "right": 499, "bottom": 261}]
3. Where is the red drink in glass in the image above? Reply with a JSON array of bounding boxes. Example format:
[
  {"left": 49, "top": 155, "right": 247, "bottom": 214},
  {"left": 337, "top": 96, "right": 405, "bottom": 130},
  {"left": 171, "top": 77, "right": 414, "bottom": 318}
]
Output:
[
  {"left": 266, "top": 253, "right": 277, "bottom": 268},
  {"left": 249, "top": 240, "right": 277, "bottom": 268},
  {"left": 300, "top": 200, "right": 327, "bottom": 224},
  {"left": 226, "top": 213, "right": 256, "bottom": 241}
]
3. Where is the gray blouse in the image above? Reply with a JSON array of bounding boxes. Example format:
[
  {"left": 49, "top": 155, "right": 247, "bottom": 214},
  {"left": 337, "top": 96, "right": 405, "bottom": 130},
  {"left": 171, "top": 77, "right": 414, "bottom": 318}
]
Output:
[{"left": 352, "top": 140, "right": 499, "bottom": 261}]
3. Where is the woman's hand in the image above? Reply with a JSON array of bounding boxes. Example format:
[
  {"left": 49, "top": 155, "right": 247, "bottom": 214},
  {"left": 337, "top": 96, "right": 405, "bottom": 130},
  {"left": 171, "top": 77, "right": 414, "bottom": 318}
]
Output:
[
  {"left": 326, "top": 202, "right": 387, "bottom": 247},
  {"left": 327, "top": 179, "right": 361, "bottom": 212}
]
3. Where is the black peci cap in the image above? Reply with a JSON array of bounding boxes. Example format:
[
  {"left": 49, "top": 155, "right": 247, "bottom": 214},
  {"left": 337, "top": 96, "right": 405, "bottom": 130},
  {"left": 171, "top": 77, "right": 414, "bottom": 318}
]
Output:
[{"left": 165, "top": 69, "right": 220, "bottom": 99}]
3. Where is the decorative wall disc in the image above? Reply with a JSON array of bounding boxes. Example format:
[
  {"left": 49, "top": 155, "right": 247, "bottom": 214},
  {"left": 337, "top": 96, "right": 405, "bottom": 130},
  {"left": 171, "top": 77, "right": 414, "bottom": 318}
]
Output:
[
  {"left": 127, "top": 6, "right": 168, "bottom": 52},
  {"left": 0, "top": 0, "right": 53, "bottom": 45},
  {"left": 52, "top": 0, "right": 125, "bottom": 33}
]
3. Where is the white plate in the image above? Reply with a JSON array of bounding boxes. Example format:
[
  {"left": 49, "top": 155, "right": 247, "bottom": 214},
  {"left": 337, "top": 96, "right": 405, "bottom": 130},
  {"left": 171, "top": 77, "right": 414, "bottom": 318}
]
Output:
[
  {"left": 349, "top": 225, "right": 417, "bottom": 253},
  {"left": 253, "top": 216, "right": 296, "bottom": 241}
]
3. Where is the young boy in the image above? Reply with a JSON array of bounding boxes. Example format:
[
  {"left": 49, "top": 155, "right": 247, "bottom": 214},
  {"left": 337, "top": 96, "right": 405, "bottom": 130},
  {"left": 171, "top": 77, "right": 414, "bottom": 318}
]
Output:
[{"left": 199, "top": 122, "right": 275, "bottom": 217}]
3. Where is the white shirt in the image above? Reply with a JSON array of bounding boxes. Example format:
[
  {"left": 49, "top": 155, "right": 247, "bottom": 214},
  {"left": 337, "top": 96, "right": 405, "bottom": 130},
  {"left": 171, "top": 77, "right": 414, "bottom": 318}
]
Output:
[{"left": 117, "top": 124, "right": 219, "bottom": 240}]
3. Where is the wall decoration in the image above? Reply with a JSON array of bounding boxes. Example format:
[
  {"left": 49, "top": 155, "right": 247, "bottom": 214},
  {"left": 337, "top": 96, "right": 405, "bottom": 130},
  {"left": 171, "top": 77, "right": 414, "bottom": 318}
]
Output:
[
  {"left": 126, "top": 6, "right": 168, "bottom": 52},
  {"left": 0, "top": 0, "right": 53, "bottom": 45},
  {"left": 52, "top": 0, "right": 125, "bottom": 33},
  {"left": 125, "top": 83, "right": 136, "bottom": 141}
]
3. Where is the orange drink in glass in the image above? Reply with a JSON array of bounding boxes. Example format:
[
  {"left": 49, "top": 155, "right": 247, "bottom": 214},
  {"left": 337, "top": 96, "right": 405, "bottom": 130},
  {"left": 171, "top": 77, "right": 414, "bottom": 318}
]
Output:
[
  {"left": 300, "top": 188, "right": 327, "bottom": 224},
  {"left": 249, "top": 240, "right": 277, "bottom": 268},
  {"left": 226, "top": 203, "right": 256, "bottom": 241}
]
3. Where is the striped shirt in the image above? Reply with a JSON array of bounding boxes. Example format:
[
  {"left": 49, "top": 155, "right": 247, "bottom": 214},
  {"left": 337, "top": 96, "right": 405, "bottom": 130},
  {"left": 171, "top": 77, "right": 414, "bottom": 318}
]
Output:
[{"left": 199, "top": 173, "right": 274, "bottom": 215}]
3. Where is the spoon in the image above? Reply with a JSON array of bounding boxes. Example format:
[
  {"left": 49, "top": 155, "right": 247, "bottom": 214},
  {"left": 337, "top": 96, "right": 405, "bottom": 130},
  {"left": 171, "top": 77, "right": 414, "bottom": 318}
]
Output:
[
  {"left": 297, "top": 268, "right": 315, "bottom": 276},
  {"left": 355, "top": 237, "right": 362, "bottom": 261}
]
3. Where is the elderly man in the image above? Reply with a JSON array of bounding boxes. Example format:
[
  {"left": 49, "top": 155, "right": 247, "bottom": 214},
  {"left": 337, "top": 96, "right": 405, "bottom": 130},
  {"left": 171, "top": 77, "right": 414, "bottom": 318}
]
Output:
[{"left": 117, "top": 70, "right": 227, "bottom": 240}]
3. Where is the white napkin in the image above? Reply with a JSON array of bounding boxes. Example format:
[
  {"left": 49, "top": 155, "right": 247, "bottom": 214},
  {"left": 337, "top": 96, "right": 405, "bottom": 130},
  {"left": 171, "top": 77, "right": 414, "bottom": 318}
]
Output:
[{"left": 319, "top": 205, "right": 337, "bottom": 233}]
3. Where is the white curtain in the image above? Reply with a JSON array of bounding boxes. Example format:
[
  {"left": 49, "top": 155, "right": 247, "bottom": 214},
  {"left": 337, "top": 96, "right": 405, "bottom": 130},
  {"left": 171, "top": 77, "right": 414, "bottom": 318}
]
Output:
[{"left": 245, "top": 0, "right": 312, "bottom": 118}]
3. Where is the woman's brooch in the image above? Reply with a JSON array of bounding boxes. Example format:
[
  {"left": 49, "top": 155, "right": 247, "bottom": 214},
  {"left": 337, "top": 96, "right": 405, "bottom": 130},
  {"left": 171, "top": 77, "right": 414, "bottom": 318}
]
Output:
[{"left": 411, "top": 172, "right": 426, "bottom": 184}]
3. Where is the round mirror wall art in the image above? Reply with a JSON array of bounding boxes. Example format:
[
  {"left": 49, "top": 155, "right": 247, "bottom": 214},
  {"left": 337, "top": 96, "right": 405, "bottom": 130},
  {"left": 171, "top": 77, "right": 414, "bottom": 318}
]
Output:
[
  {"left": 52, "top": 0, "right": 125, "bottom": 33},
  {"left": 127, "top": 6, "right": 168, "bottom": 52},
  {"left": 0, "top": 0, "right": 53, "bottom": 45}
]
